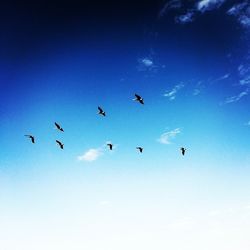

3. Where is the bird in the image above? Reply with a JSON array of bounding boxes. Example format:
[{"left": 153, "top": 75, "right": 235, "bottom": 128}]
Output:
[
  {"left": 55, "top": 122, "right": 64, "bottom": 132},
  {"left": 180, "top": 147, "right": 186, "bottom": 156},
  {"left": 136, "top": 147, "right": 143, "bottom": 153},
  {"left": 56, "top": 140, "right": 64, "bottom": 149},
  {"left": 107, "top": 143, "right": 113, "bottom": 150},
  {"left": 98, "top": 106, "right": 106, "bottom": 116},
  {"left": 25, "top": 135, "right": 35, "bottom": 143},
  {"left": 133, "top": 93, "right": 144, "bottom": 104}
]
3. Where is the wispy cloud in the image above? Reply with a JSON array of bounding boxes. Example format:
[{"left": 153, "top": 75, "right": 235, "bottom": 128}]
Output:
[
  {"left": 197, "top": 0, "right": 226, "bottom": 13},
  {"left": 238, "top": 64, "right": 250, "bottom": 86},
  {"left": 240, "top": 75, "right": 250, "bottom": 85},
  {"left": 193, "top": 89, "right": 201, "bottom": 96},
  {"left": 141, "top": 58, "right": 153, "bottom": 67},
  {"left": 78, "top": 148, "right": 103, "bottom": 162},
  {"left": 227, "top": 2, "right": 248, "bottom": 16},
  {"left": 158, "top": 0, "right": 182, "bottom": 18},
  {"left": 210, "top": 73, "right": 230, "bottom": 84},
  {"left": 216, "top": 73, "right": 230, "bottom": 81},
  {"left": 159, "top": 0, "right": 228, "bottom": 25},
  {"left": 224, "top": 89, "right": 249, "bottom": 104},
  {"left": 227, "top": 2, "right": 250, "bottom": 29},
  {"left": 158, "top": 128, "right": 181, "bottom": 144},
  {"left": 238, "top": 64, "right": 249, "bottom": 77},
  {"left": 193, "top": 80, "right": 204, "bottom": 96},
  {"left": 164, "top": 83, "right": 184, "bottom": 100},
  {"left": 137, "top": 57, "right": 157, "bottom": 73},
  {"left": 175, "top": 11, "right": 195, "bottom": 24}
]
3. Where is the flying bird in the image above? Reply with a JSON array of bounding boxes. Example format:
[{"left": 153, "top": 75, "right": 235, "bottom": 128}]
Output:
[
  {"left": 136, "top": 147, "right": 143, "bottom": 153},
  {"left": 55, "top": 122, "right": 64, "bottom": 132},
  {"left": 107, "top": 143, "right": 113, "bottom": 150},
  {"left": 180, "top": 147, "right": 186, "bottom": 156},
  {"left": 98, "top": 106, "right": 106, "bottom": 116},
  {"left": 25, "top": 135, "right": 35, "bottom": 143},
  {"left": 56, "top": 140, "right": 64, "bottom": 149},
  {"left": 133, "top": 93, "right": 144, "bottom": 104}
]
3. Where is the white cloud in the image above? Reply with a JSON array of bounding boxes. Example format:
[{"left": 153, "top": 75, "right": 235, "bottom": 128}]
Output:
[
  {"left": 224, "top": 89, "right": 249, "bottom": 104},
  {"left": 78, "top": 148, "right": 103, "bottom": 162},
  {"left": 197, "top": 0, "right": 225, "bottom": 13},
  {"left": 158, "top": 128, "right": 181, "bottom": 144},
  {"left": 164, "top": 83, "right": 184, "bottom": 100},
  {"left": 141, "top": 58, "right": 153, "bottom": 67}
]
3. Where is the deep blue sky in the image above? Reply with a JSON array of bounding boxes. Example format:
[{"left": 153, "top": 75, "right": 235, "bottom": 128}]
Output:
[{"left": 0, "top": 1, "right": 250, "bottom": 249}]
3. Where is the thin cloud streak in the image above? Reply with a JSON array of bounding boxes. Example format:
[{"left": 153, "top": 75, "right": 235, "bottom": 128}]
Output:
[
  {"left": 158, "top": 128, "right": 181, "bottom": 144},
  {"left": 158, "top": 0, "right": 182, "bottom": 18},
  {"left": 164, "top": 83, "right": 184, "bottom": 100},
  {"left": 224, "top": 89, "right": 249, "bottom": 104}
]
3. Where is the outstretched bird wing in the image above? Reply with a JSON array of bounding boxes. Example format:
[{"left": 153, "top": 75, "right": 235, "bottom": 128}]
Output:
[
  {"left": 137, "top": 147, "right": 143, "bottom": 152},
  {"left": 139, "top": 99, "right": 144, "bottom": 104},
  {"left": 135, "top": 94, "right": 141, "bottom": 99},
  {"left": 55, "top": 122, "right": 60, "bottom": 129},
  {"left": 25, "top": 135, "right": 35, "bottom": 143},
  {"left": 98, "top": 106, "right": 103, "bottom": 112}
]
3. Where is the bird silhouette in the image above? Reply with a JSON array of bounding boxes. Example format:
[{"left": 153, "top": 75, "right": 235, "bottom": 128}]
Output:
[
  {"left": 56, "top": 140, "right": 64, "bottom": 149},
  {"left": 25, "top": 135, "right": 35, "bottom": 143},
  {"left": 180, "top": 147, "right": 186, "bottom": 156},
  {"left": 98, "top": 106, "right": 106, "bottom": 116},
  {"left": 136, "top": 147, "right": 143, "bottom": 153},
  {"left": 55, "top": 122, "right": 64, "bottom": 132},
  {"left": 133, "top": 93, "right": 144, "bottom": 104},
  {"left": 107, "top": 143, "right": 113, "bottom": 150}
]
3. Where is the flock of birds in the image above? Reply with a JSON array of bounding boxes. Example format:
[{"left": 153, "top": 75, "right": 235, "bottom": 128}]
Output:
[{"left": 25, "top": 93, "right": 187, "bottom": 156}]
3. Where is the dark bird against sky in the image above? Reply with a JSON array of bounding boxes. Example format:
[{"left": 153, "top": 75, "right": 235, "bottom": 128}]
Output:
[
  {"left": 134, "top": 94, "right": 144, "bottom": 104},
  {"left": 136, "top": 147, "right": 143, "bottom": 153},
  {"left": 56, "top": 140, "right": 64, "bottom": 149},
  {"left": 55, "top": 122, "right": 64, "bottom": 132},
  {"left": 180, "top": 147, "right": 186, "bottom": 156},
  {"left": 25, "top": 135, "right": 35, "bottom": 143},
  {"left": 107, "top": 143, "right": 113, "bottom": 150},
  {"left": 98, "top": 106, "right": 106, "bottom": 116}
]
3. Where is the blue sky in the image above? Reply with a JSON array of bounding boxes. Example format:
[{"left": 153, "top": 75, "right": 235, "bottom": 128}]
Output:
[{"left": 0, "top": 0, "right": 250, "bottom": 249}]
